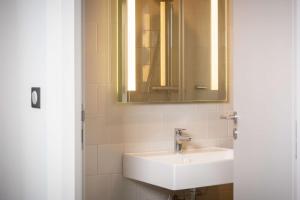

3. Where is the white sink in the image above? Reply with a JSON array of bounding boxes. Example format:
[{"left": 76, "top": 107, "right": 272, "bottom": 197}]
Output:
[{"left": 123, "top": 147, "right": 233, "bottom": 190}]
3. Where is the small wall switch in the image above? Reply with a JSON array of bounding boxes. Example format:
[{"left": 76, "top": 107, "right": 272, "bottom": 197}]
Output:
[{"left": 31, "top": 87, "right": 41, "bottom": 109}]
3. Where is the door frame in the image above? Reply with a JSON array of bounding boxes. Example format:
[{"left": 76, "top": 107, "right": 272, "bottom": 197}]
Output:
[
  {"left": 296, "top": 0, "right": 300, "bottom": 199},
  {"left": 46, "top": 0, "right": 83, "bottom": 199},
  {"left": 232, "top": 0, "right": 298, "bottom": 199},
  {"left": 75, "top": 0, "right": 83, "bottom": 199},
  {"left": 293, "top": 0, "right": 300, "bottom": 199},
  {"left": 75, "top": 0, "right": 300, "bottom": 199}
]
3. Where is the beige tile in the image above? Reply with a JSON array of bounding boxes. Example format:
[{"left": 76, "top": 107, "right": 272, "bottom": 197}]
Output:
[
  {"left": 149, "top": 141, "right": 173, "bottom": 152},
  {"left": 161, "top": 104, "right": 199, "bottom": 114},
  {"left": 85, "top": 49, "right": 101, "bottom": 84},
  {"left": 136, "top": 182, "right": 169, "bottom": 200},
  {"left": 218, "top": 103, "right": 233, "bottom": 112},
  {"left": 218, "top": 138, "right": 234, "bottom": 149},
  {"left": 111, "top": 174, "right": 138, "bottom": 200},
  {"left": 98, "top": 144, "right": 124, "bottom": 174},
  {"left": 190, "top": 139, "right": 220, "bottom": 149},
  {"left": 85, "top": 0, "right": 100, "bottom": 23},
  {"left": 85, "top": 145, "right": 98, "bottom": 175},
  {"left": 198, "top": 104, "right": 219, "bottom": 112},
  {"left": 86, "top": 85, "right": 98, "bottom": 114},
  {"left": 207, "top": 112, "right": 229, "bottom": 139},
  {"left": 85, "top": 117, "right": 108, "bottom": 145},
  {"left": 85, "top": 0, "right": 110, "bottom": 84},
  {"left": 85, "top": 20, "right": 109, "bottom": 84},
  {"left": 108, "top": 103, "right": 163, "bottom": 115},
  {"left": 86, "top": 22, "right": 98, "bottom": 54},
  {"left": 85, "top": 175, "right": 110, "bottom": 200},
  {"left": 207, "top": 120, "right": 228, "bottom": 139},
  {"left": 97, "top": 85, "right": 107, "bottom": 115},
  {"left": 121, "top": 112, "right": 164, "bottom": 143},
  {"left": 85, "top": 44, "right": 109, "bottom": 85},
  {"left": 86, "top": 0, "right": 109, "bottom": 24},
  {"left": 124, "top": 142, "right": 154, "bottom": 153},
  {"left": 124, "top": 141, "right": 172, "bottom": 153},
  {"left": 98, "top": 52, "right": 110, "bottom": 84},
  {"left": 162, "top": 110, "right": 208, "bottom": 142},
  {"left": 106, "top": 116, "right": 124, "bottom": 144}
]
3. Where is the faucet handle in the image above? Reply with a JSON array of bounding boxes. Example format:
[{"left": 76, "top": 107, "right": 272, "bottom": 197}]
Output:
[
  {"left": 175, "top": 128, "right": 187, "bottom": 135},
  {"left": 175, "top": 128, "right": 191, "bottom": 141},
  {"left": 174, "top": 128, "right": 191, "bottom": 153},
  {"left": 177, "top": 135, "right": 192, "bottom": 141}
]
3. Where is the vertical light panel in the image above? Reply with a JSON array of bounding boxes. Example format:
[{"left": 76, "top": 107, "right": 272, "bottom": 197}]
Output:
[
  {"left": 160, "top": 1, "right": 166, "bottom": 86},
  {"left": 127, "top": 0, "right": 136, "bottom": 91},
  {"left": 211, "top": 0, "right": 219, "bottom": 91}
]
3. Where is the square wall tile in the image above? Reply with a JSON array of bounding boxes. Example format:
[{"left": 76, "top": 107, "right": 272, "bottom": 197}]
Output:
[
  {"left": 85, "top": 145, "right": 98, "bottom": 175},
  {"left": 124, "top": 141, "right": 172, "bottom": 153},
  {"left": 106, "top": 113, "right": 124, "bottom": 144},
  {"left": 111, "top": 174, "right": 138, "bottom": 200},
  {"left": 136, "top": 182, "right": 170, "bottom": 200},
  {"left": 86, "top": 22, "right": 98, "bottom": 55},
  {"left": 86, "top": 50, "right": 101, "bottom": 84},
  {"left": 162, "top": 110, "right": 208, "bottom": 141},
  {"left": 98, "top": 144, "right": 124, "bottom": 174},
  {"left": 85, "top": 175, "right": 110, "bottom": 200},
  {"left": 121, "top": 112, "right": 164, "bottom": 143},
  {"left": 97, "top": 85, "right": 107, "bottom": 115},
  {"left": 218, "top": 138, "right": 234, "bottom": 148},
  {"left": 85, "top": 117, "right": 108, "bottom": 145},
  {"left": 86, "top": 85, "right": 98, "bottom": 114},
  {"left": 207, "top": 112, "right": 229, "bottom": 139}
]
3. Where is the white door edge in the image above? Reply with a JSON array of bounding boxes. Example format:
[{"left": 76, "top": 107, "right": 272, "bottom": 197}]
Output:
[{"left": 296, "top": 0, "right": 300, "bottom": 199}]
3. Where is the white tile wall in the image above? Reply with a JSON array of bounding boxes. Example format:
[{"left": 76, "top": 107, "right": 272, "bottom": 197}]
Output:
[
  {"left": 86, "top": 85, "right": 99, "bottom": 114},
  {"left": 85, "top": 117, "right": 108, "bottom": 145},
  {"left": 98, "top": 144, "right": 124, "bottom": 174},
  {"left": 84, "top": 0, "right": 233, "bottom": 199},
  {"left": 110, "top": 174, "right": 138, "bottom": 200},
  {"left": 136, "top": 183, "right": 169, "bottom": 200},
  {"left": 85, "top": 145, "right": 98, "bottom": 175},
  {"left": 85, "top": 175, "right": 111, "bottom": 200}
]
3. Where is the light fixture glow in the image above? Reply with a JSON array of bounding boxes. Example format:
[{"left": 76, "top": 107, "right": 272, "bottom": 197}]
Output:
[
  {"left": 160, "top": 1, "right": 166, "bottom": 86},
  {"left": 211, "top": 0, "right": 219, "bottom": 91},
  {"left": 127, "top": 0, "right": 136, "bottom": 91}
]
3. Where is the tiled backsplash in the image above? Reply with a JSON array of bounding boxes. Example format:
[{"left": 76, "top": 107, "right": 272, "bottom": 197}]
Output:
[{"left": 84, "top": 0, "right": 233, "bottom": 199}]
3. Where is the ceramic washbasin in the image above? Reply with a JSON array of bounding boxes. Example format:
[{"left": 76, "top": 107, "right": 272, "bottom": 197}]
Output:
[{"left": 123, "top": 147, "right": 233, "bottom": 190}]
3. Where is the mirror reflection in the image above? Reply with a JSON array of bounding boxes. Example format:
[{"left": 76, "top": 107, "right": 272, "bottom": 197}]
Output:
[{"left": 118, "top": 0, "right": 229, "bottom": 103}]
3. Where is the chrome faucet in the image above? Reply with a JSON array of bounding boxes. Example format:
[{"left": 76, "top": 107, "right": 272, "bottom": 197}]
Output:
[{"left": 174, "top": 128, "right": 192, "bottom": 153}]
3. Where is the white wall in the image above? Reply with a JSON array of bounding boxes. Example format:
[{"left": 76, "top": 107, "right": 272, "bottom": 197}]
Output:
[
  {"left": 0, "top": 1, "right": 82, "bottom": 200},
  {"left": 297, "top": 0, "right": 300, "bottom": 199},
  {"left": 0, "top": 1, "right": 47, "bottom": 199}
]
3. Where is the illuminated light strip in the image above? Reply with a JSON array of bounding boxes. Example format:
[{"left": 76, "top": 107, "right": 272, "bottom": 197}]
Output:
[
  {"left": 127, "top": 0, "right": 136, "bottom": 91},
  {"left": 160, "top": 1, "right": 166, "bottom": 86},
  {"left": 211, "top": 0, "right": 219, "bottom": 91}
]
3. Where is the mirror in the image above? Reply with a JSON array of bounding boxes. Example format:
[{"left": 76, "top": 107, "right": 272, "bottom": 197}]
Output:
[{"left": 117, "top": 0, "right": 229, "bottom": 103}]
